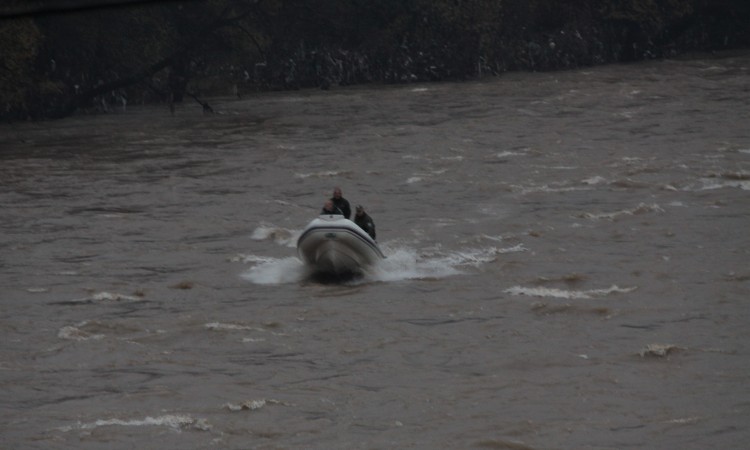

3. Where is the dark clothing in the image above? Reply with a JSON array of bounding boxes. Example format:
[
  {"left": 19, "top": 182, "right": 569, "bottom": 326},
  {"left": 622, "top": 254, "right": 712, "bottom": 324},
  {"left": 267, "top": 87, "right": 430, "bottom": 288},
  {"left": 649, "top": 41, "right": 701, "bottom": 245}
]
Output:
[
  {"left": 321, "top": 205, "right": 343, "bottom": 215},
  {"left": 331, "top": 196, "right": 351, "bottom": 219},
  {"left": 354, "top": 212, "right": 376, "bottom": 240}
]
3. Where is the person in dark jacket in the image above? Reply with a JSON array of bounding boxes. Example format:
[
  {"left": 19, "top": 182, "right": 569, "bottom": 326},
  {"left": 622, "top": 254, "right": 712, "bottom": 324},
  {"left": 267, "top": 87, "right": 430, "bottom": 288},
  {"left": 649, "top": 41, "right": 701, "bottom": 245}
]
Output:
[
  {"left": 321, "top": 199, "right": 343, "bottom": 215},
  {"left": 354, "top": 205, "right": 376, "bottom": 240},
  {"left": 331, "top": 187, "right": 351, "bottom": 219}
]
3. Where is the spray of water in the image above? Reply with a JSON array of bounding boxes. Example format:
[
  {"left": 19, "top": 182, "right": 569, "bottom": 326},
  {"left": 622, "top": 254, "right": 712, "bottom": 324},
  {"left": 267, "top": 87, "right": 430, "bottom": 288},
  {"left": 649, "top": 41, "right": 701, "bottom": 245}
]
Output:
[{"left": 240, "top": 226, "right": 526, "bottom": 285}]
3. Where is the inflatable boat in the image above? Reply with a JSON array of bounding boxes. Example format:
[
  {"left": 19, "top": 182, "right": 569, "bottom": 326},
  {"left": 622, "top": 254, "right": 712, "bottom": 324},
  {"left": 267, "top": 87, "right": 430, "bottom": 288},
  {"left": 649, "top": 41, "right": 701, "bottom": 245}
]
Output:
[{"left": 297, "top": 214, "right": 385, "bottom": 275}]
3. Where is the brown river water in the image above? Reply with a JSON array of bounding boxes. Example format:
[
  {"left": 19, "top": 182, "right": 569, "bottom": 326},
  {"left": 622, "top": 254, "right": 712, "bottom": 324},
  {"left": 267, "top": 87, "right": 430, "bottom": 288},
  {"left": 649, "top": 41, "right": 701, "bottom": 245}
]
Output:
[{"left": 1, "top": 52, "right": 749, "bottom": 449}]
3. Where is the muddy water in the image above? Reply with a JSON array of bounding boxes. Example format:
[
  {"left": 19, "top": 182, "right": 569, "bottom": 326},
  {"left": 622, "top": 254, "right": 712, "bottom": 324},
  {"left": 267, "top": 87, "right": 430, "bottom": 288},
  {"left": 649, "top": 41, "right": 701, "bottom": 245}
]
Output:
[{"left": 1, "top": 52, "right": 749, "bottom": 449}]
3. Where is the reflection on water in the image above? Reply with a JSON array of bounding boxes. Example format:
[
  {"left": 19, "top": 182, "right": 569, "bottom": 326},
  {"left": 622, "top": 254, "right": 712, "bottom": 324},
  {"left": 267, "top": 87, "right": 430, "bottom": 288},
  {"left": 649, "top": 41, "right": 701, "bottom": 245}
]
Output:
[{"left": 1, "top": 52, "right": 749, "bottom": 449}]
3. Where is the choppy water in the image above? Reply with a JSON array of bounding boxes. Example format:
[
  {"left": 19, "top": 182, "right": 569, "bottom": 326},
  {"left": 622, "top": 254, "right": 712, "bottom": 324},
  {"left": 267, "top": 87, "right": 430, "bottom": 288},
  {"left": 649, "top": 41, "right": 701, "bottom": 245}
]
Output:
[{"left": 2, "top": 52, "right": 749, "bottom": 449}]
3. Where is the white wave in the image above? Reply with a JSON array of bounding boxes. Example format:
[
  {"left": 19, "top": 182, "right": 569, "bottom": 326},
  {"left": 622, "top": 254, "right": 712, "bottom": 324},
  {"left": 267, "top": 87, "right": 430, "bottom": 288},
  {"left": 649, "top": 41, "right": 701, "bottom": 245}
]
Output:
[
  {"left": 204, "top": 322, "right": 265, "bottom": 332},
  {"left": 406, "top": 176, "right": 423, "bottom": 184},
  {"left": 696, "top": 178, "right": 750, "bottom": 191},
  {"left": 225, "top": 398, "right": 287, "bottom": 411},
  {"left": 495, "top": 151, "right": 524, "bottom": 158},
  {"left": 241, "top": 257, "right": 309, "bottom": 284},
  {"left": 739, "top": 149, "right": 750, "bottom": 154},
  {"left": 505, "top": 285, "right": 637, "bottom": 299},
  {"left": 225, "top": 399, "right": 267, "bottom": 411},
  {"left": 663, "top": 416, "right": 700, "bottom": 425},
  {"left": 477, "top": 234, "right": 506, "bottom": 243},
  {"left": 66, "top": 291, "right": 142, "bottom": 304},
  {"left": 93, "top": 292, "right": 140, "bottom": 301},
  {"left": 577, "top": 203, "right": 664, "bottom": 220},
  {"left": 364, "top": 248, "right": 462, "bottom": 281},
  {"left": 515, "top": 183, "right": 590, "bottom": 194},
  {"left": 294, "top": 170, "right": 343, "bottom": 179},
  {"left": 367, "top": 244, "right": 526, "bottom": 281},
  {"left": 251, "top": 226, "right": 299, "bottom": 247},
  {"left": 240, "top": 242, "right": 520, "bottom": 285},
  {"left": 639, "top": 343, "right": 680, "bottom": 357},
  {"left": 498, "top": 244, "right": 527, "bottom": 254},
  {"left": 582, "top": 175, "right": 608, "bottom": 185},
  {"left": 435, "top": 245, "right": 526, "bottom": 267},
  {"left": 60, "top": 414, "right": 210, "bottom": 432},
  {"left": 58, "top": 324, "right": 104, "bottom": 341},
  {"left": 234, "top": 254, "right": 276, "bottom": 264},
  {"left": 26, "top": 287, "right": 48, "bottom": 293}
]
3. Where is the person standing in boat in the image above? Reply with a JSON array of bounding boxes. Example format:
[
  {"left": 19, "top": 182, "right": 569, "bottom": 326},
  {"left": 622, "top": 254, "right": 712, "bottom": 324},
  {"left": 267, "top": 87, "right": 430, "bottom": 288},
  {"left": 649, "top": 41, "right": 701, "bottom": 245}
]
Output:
[
  {"left": 321, "top": 199, "right": 343, "bottom": 215},
  {"left": 331, "top": 187, "right": 351, "bottom": 219},
  {"left": 354, "top": 205, "right": 376, "bottom": 240}
]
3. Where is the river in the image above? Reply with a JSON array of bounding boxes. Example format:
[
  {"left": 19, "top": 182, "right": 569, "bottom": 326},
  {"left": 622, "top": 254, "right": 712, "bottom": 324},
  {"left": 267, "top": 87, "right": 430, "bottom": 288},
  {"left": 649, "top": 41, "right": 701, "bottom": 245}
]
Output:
[{"left": 1, "top": 51, "right": 749, "bottom": 449}]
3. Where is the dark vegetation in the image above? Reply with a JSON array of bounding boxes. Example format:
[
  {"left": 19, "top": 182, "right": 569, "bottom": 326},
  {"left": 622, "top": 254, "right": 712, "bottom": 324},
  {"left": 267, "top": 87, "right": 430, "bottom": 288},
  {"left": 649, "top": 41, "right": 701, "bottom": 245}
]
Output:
[{"left": 1, "top": 0, "right": 748, "bottom": 121}]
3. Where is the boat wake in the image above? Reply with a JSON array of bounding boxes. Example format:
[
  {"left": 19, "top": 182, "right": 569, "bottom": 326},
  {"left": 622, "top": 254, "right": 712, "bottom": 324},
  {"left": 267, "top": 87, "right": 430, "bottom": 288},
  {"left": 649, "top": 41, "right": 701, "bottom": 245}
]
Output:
[{"left": 239, "top": 229, "right": 526, "bottom": 285}]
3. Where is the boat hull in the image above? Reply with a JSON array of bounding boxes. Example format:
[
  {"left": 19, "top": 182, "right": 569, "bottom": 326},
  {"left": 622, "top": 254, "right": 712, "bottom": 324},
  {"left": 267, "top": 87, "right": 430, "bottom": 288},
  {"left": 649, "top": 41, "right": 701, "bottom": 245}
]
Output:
[{"left": 297, "top": 215, "right": 385, "bottom": 275}]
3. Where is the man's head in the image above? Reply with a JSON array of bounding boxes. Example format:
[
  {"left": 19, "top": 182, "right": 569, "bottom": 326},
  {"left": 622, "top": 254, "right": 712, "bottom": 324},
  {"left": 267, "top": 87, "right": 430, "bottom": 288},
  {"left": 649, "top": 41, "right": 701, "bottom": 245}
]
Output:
[
  {"left": 333, "top": 187, "right": 343, "bottom": 199},
  {"left": 355, "top": 205, "right": 364, "bottom": 216}
]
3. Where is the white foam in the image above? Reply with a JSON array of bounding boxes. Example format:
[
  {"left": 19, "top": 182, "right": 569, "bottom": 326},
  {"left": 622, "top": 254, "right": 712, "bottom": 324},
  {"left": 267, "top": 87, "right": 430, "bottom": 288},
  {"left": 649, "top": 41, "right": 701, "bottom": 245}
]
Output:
[
  {"left": 496, "top": 151, "right": 524, "bottom": 158},
  {"left": 548, "top": 165, "right": 578, "bottom": 170},
  {"left": 224, "top": 399, "right": 267, "bottom": 411},
  {"left": 205, "top": 322, "right": 265, "bottom": 332},
  {"left": 224, "top": 398, "right": 286, "bottom": 411},
  {"left": 240, "top": 241, "right": 519, "bottom": 285},
  {"left": 241, "top": 256, "right": 308, "bottom": 284},
  {"left": 578, "top": 203, "right": 664, "bottom": 220},
  {"left": 476, "top": 234, "right": 506, "bottom": 242},
  {"left": 60, "top": 414, "right": 210, "bottom": 432},
  {"left": 26, "top": 287, "right": 48, "bottom": 293},
  {"left": 237, "top": 254, "right": 276, "bottom": 264},
  {"left": 516, "top": 184, "right": 590, "bottom": 194},
  {"left": 366, "top": 244, "right": 526, "bottom": 281},
  {"left": 505, "top": 285, "right": 637, "bottom": 299},
  {"left": 365, "top": 247, "right": 461, "bottom": 281},
  {"left": 58, "top": 324, "right": 104, "bottom": 341},
  {"left": 582, "top": 176, "right": 608, "bottom": 185},
  {"left": 66, "top": 292, "right": 142, "bottom": 304},
  {"left": 498, "top": 244, "right": 527, "bottom": 254},
  {"left": 697, "top": 178, "right": 750, "bottom": 191},
  {"left": 91, "top": 292, "right": 141, "bottom": 301},
  {"left": 294, "top": 170, "right": 343, "bottom": 179},
  {"left": 407, "top": 176, "right": 423, "bottom": 184},
  {"left": 251, "top": 226, "right": 299, "bottom": 247}
]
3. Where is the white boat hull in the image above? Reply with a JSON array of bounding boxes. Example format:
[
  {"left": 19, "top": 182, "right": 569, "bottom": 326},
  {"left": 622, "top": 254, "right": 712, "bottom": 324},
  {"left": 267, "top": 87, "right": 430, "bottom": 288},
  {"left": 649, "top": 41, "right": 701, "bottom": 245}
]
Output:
[{"left": 297, "top": 215, "right": 385, "bottom": 275}]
